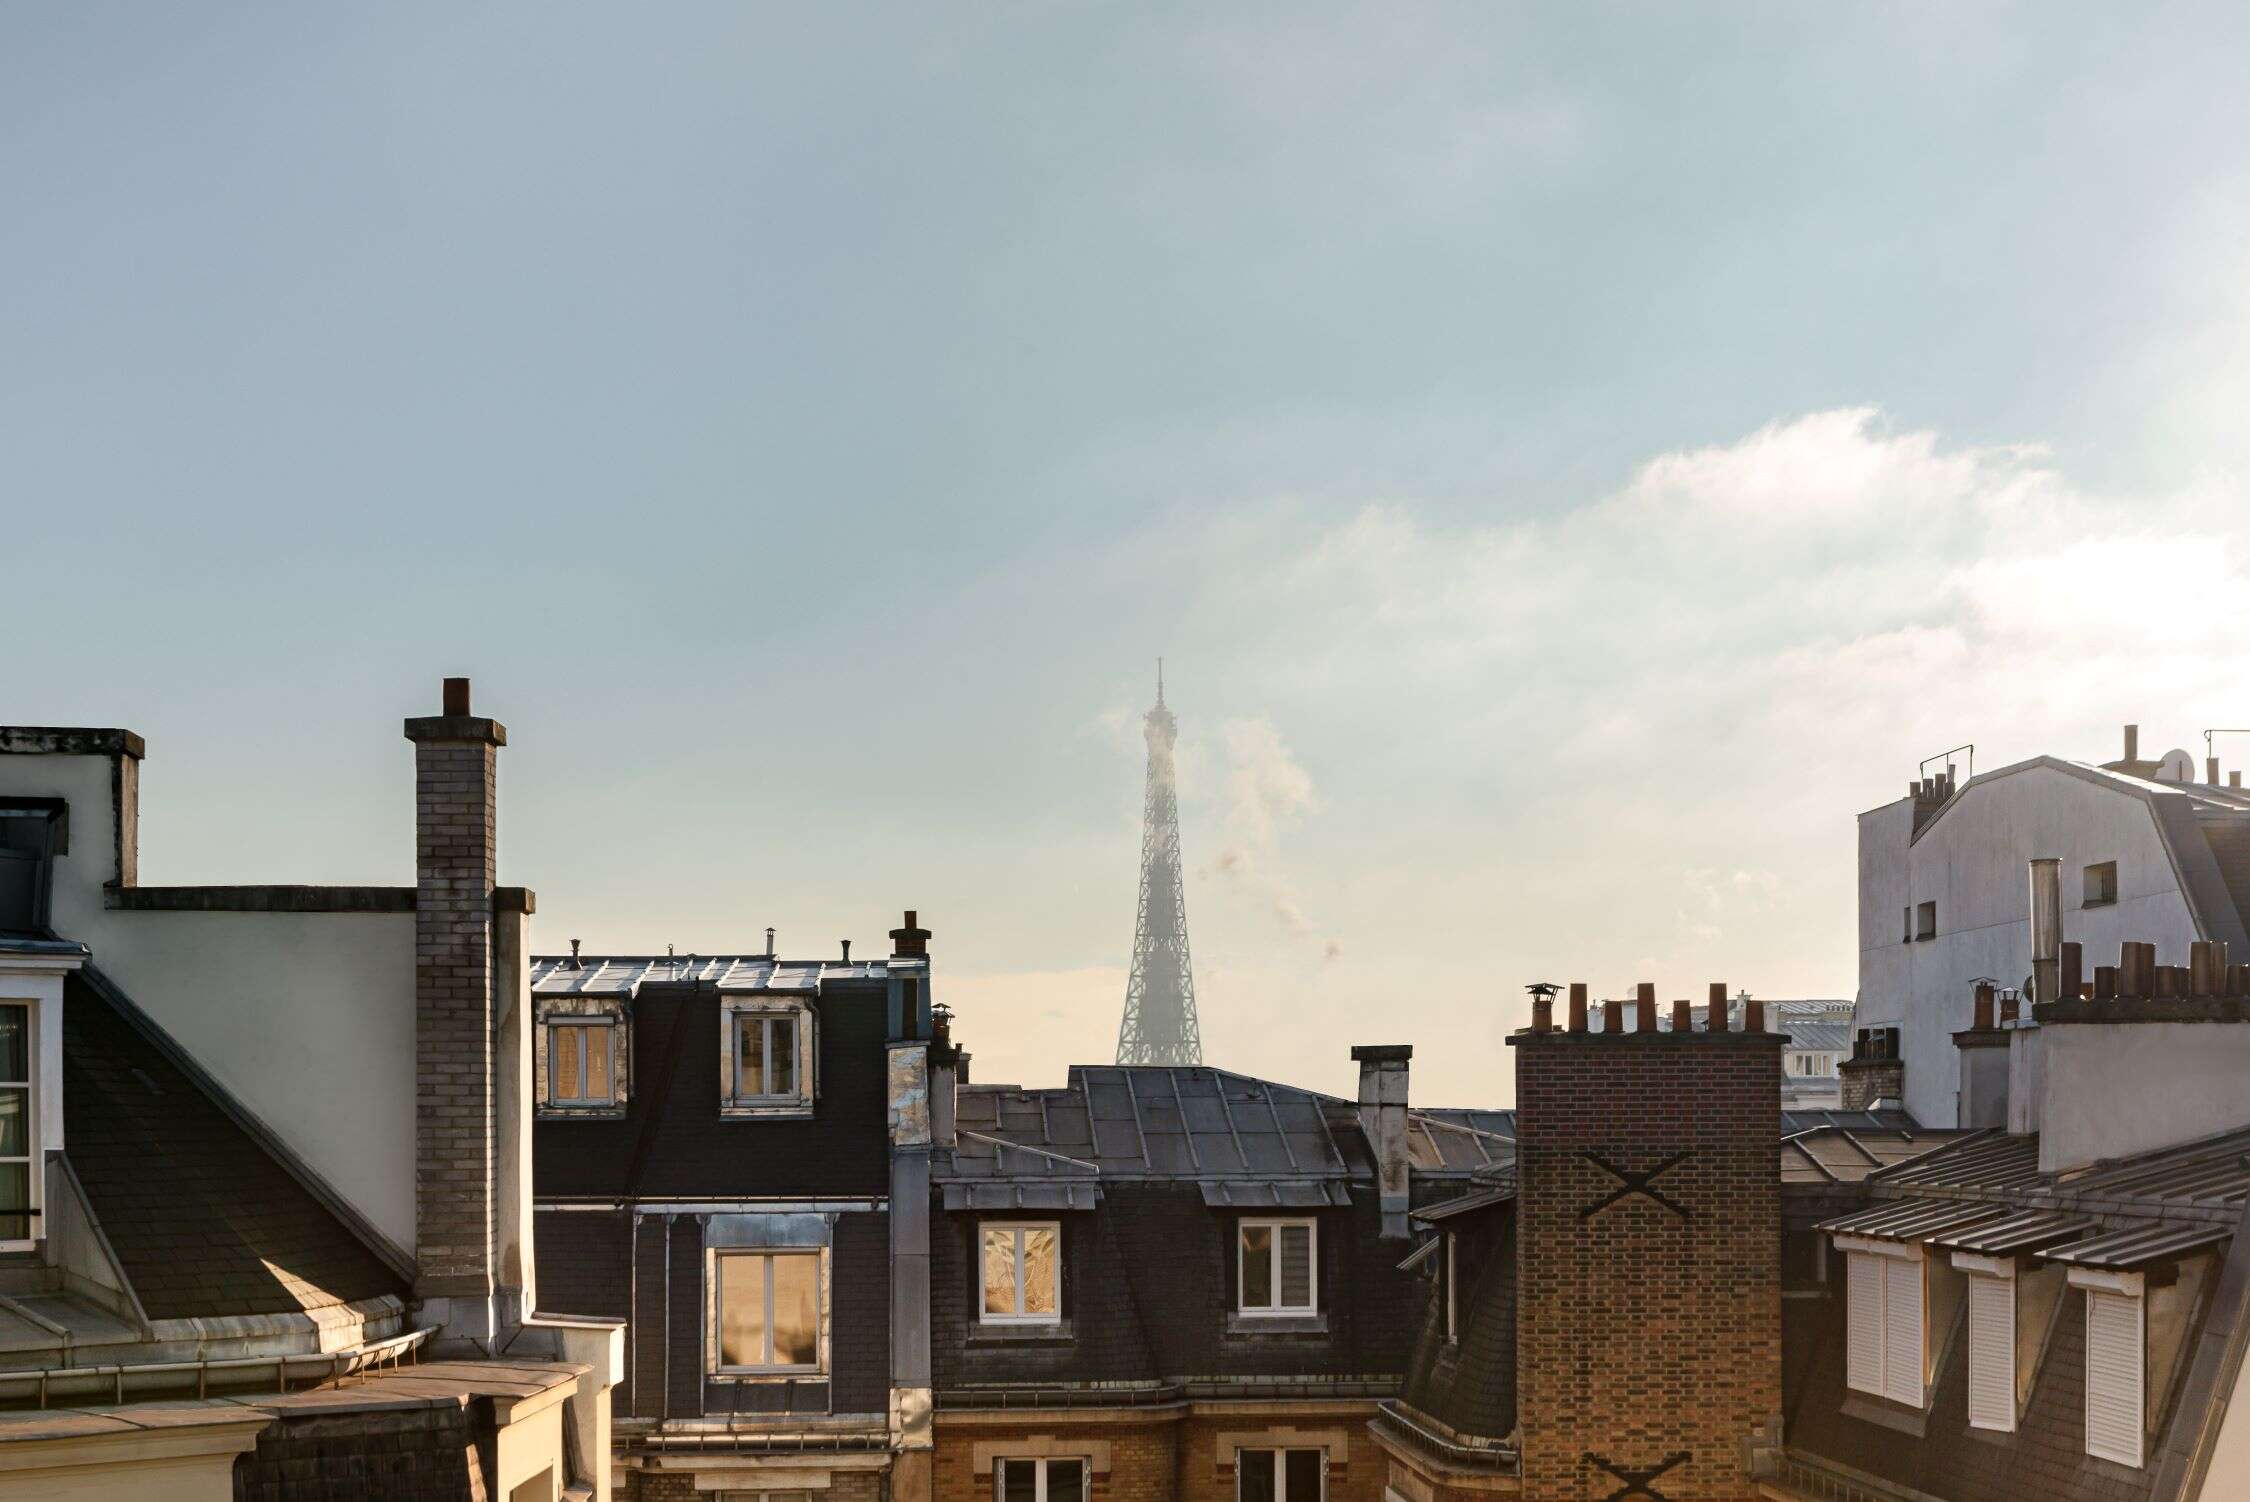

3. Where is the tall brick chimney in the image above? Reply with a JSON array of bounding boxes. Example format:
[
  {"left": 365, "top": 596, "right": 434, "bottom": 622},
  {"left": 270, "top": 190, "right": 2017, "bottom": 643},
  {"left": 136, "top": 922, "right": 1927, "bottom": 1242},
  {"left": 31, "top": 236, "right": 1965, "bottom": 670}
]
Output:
[
  {"left": 1508, "top": 983, "right": 1782, "bottom": 1499},
  {"left": 404, "top": 676, "right": 508, "bottom": 1344}
]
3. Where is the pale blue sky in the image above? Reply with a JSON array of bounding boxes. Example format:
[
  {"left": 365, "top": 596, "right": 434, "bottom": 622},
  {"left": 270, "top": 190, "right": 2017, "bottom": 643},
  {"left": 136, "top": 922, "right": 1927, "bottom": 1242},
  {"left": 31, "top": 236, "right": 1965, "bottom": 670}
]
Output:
[{"left": 9, "top": 5, "right": 2250, "bottom": 1103}]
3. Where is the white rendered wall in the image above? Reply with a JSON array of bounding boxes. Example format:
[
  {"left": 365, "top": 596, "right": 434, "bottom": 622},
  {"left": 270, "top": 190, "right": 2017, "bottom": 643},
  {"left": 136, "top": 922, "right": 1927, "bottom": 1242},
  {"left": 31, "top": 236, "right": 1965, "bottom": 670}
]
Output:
[
  {"left": 4, "top": 752, "right": 416, "bottom": 1252},
  {"left": 2040, "top": 1023, "right": 2250, "bottom": 1173},
  {"left": 1857, "top": 764, "right": 2201, "bottom": 1127}
]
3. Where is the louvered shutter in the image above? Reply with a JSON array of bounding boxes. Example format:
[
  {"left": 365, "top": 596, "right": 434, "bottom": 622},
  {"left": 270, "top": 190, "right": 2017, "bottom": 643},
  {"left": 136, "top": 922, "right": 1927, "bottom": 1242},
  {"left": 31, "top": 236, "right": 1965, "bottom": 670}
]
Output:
[
  {"left": 1882, "top": 1255, "right": 1923, "bottom": 1407},
  {"left": 1966, "top": 1274, "right": 2016, "bottom": 1431},
  {"left": 1846, "top": 1253, "right": 1884, "bottom": 1395},
  {"left": 1280, "top": 1225, "right": 1314, "bottom": 1310},
  {"left": 2085, "top": 1288, "right": 2144, "bottom": 1467}
]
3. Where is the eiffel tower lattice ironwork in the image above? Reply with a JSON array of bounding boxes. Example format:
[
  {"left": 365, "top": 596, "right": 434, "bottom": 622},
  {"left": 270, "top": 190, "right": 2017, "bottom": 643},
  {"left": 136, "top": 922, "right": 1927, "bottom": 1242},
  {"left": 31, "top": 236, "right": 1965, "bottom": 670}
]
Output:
[{"left": 1115, "top": 662, "right": 1204, "bottom": 1066}]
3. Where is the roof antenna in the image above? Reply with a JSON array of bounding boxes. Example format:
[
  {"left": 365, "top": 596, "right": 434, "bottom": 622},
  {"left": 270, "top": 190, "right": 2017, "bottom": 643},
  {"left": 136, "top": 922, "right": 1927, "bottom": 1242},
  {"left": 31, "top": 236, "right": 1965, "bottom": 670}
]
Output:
[{"left": 1156, "top": 657, "right": 1165, "bottom": 707}]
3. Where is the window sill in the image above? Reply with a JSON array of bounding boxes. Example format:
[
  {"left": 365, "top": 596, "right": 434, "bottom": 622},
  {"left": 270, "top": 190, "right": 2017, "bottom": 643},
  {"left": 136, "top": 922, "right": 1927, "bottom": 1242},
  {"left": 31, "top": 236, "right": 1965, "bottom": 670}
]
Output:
[
  {"left": 538, "top": 1104, "right": 626, "bottom": 1120},
  {"left": 720, "top": 1100, "right": 816, "bottom": 1121},
  {"left": 2081, "top": 897, "right": 2117, "bottom": 909},
  {"left": 1840, "top": 1393, "right": 1928, "bottom": 1437},
  {"left": 969, "top": 1319, "right": 1074, "bottom": 1346},
  {"left": 708, "top": 1369, "right": 829, "bottom": 1384},
  {"left": 1226, "top": 1312, "right": 1327, "bottom": 1336}
]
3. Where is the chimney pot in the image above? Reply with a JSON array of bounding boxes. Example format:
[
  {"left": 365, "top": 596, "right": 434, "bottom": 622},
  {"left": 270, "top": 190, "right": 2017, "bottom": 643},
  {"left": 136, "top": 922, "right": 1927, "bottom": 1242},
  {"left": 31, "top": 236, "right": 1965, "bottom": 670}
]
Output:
[
  {"left": 841, "top": 939, "right": 852, "bottom": 964},
  {"left": 1743, "top": 997, "right": 1765, "bottom": 1033},
  {"left": 2155, "top": 964, "right": 2182, "bottom": 1000},
  {"left": 1671, "top": 998, "right": 1693, "bottom": 1032},
  {"left": 1568, "top": 982, "right": 1588, "bottom": 1033},
  {"left": 443, "top": 677, "right": 471, "bottom": 716},
  {"left": 2233, "top": 772, "right": 2243, "bottom": 790},
  {"left": 1635, "top": 982, "right": 1657, "bottom": 1033},
  {"left": 2125, "top": 723, "right": 2140, "bottom": 762},
  {"left": 2001, "top": 988, "right": 2021, "bottom": 1022},
  {"left": 1601, "top": 998, "right": 1622, "bottom": 1034},
  {"left": 1707, "top": 982, "right": 1728, "bottom": 1033},
  {"left": 568, "top": 937, "right": 582, "bottom": 970},
  {"left": 2060, "top": 942, "right": 2083, "bottom": 1006},
  {"left": 1973, "top": 982, "right": 1995, "bottom": 1031},
  {"left": 2191, "top": 939, "right": 2218, "bottom": 996},
  {"left": 2210, "top": 756, "right": 2222, "bottom": 786},
  {"left": 1531, "top": 994, "right": 1554, "bottom": 1033},
  {"left": 2094, "top": 965, "right": 2116, "bottom": 1001}
]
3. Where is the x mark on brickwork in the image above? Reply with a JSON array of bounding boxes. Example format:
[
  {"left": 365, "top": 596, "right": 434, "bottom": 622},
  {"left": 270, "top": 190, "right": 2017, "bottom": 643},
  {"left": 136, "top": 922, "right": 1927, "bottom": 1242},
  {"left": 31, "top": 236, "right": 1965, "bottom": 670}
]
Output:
[
  {"left": 1585, "top": 1450, "right": 1690, "bottom": 1502},
  {"left": 1576, "top": 1149, "right": 1694, "bottom": 1221}
]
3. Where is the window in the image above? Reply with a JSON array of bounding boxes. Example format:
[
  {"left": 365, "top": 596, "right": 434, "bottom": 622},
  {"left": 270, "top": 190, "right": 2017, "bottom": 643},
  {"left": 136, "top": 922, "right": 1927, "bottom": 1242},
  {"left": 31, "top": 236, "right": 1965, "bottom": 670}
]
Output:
[
  {"left": 2084, "top": 860, "right": 2118, "bottom": 906},
  {"left": 1901, "top": 905, "right": 1912, "bottom": 943},
  {"left": 1238, "top": 1449, "right": 1324, "bottom": 1502},
  {"left": 1965, "top": 1271, "right": 2015, "bottom": 1432},
  {"left": 0, "top": 1004, "right": 28, "bottom": 1246},
  {"left": 997, "top": 1458, "right": 1086, "bottom": 1502},
  {"left": 722, "top": 1001, "right": 814, "bottom": 1115},
  {"left": 1844, "top": 1249, "right": 1924, "bottom": 1407},
  {"left": 0, "top": 812, "right": 57, "bottom": 933},
  {"left": 981, "top": 1222, "right": 1061, "bottom": 1323},
  {"left": 2084, "top": 1285, "right": 2143, "bottom": 1467},
  {"left": 1239, "top": 1218, "right": 1316, "bottom": 1315},
  {"left": 1444, "top": 1232, "right": 1459, "bottom": 1344},
  {"left": 712, "top": 1251, "right": 823, "bottom": 1373},
  {"left": 547, "top": 1021, "right": 614, "bottom": 1107},
  {"left": 1915, "top": 901, "right": 1938, "bottom": 941}
]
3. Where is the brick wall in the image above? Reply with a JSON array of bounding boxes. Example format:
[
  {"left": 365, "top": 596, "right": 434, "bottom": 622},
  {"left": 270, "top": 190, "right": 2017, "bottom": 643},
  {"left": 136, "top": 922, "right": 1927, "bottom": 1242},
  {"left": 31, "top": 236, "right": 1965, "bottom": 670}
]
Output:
[
  {"left": 1837, "top": 1059, "right": 1903, "bottom": 1112},
  {"left": 1510, "top": 1029, "right": 1782, "bottom": 1501},
  {"left": 405, "top": 702, "right": 505, "bottom": 1306},
  {"left": 232, "top": 1404, "right": 492, "bottom": 1501}
]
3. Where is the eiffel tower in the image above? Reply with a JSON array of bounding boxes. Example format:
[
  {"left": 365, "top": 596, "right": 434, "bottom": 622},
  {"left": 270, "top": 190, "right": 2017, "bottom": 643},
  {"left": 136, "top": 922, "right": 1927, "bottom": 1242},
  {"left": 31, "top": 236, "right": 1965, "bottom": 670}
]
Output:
[{"left": 1116, "top": 662, "right": 1204, "bottom": 1065}]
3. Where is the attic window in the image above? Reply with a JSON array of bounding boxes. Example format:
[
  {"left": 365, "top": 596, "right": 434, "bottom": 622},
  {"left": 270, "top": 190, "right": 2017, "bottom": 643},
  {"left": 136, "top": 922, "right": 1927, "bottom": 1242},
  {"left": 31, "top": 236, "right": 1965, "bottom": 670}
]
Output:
[
  {"left": 721, "top": 999, "right": 815, "bottom": 1118},
  {"left": 534, "top": 998, "right": 629, "bottom": 1117},
  {"left": 1239, "top": 1218, "right": 1316, "bottom": 1316},
  {"left": 981, "top": 1222, "right": 1061, "bottom": 1324},
  {"left": 2084, "top": 861, "right": 2118, "bottom": 907},
  {"left": 1845, "top": 1247, "right": 1925, "bottom": 1408}
]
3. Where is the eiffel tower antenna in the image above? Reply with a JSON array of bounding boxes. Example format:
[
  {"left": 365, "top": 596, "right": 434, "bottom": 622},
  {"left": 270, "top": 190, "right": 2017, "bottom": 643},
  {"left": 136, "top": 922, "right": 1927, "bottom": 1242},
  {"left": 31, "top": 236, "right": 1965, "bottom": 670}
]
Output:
[{"left": 1116, "top": 660, "right": 1203, "bottom": 1065}]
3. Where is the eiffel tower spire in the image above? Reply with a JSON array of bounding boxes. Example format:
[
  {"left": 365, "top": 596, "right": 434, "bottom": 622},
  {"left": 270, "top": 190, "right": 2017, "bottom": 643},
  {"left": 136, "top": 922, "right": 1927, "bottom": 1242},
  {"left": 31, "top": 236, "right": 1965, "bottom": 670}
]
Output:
[{"left": 1117, "top": 661, "right": 1204, "bottom": 1065}]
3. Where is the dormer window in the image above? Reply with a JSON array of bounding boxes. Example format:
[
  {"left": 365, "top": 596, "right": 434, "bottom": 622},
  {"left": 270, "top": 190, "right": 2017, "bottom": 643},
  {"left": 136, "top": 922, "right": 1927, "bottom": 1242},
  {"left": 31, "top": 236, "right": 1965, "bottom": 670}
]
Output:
[
  {"left": 1238, "top": 1218, "right": 1317, "bottom": 1316},
  {"left": 534, "top": 998, "right": 630, "bottom": 1118},
  {"left": 981, "top": 1221, "right": 1061, "bottom": 1324},
  {"left": 721, "top": 999, "right": 815, "bottom": 1118},
  {"left": 549, "top": 1021, "right": 613, "bottom": 1107}
]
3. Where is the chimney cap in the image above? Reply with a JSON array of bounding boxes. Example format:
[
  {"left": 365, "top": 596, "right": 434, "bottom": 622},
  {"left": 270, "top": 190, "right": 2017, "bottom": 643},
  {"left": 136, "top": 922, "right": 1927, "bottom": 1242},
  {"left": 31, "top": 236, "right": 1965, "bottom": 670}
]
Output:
[
  {"left": 890, "top": 908, "right": 932, "bottom": 957},
  {"left": 1350, "top": 1043, "right": 1414, "bottom": 1063}
]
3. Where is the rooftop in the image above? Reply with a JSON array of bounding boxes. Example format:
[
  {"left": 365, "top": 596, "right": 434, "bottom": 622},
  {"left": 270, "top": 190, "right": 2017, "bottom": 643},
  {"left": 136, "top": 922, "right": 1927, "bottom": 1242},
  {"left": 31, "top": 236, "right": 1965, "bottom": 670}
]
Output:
[{"left": 529, "top": 953, "right": 894, "bottom": 996}]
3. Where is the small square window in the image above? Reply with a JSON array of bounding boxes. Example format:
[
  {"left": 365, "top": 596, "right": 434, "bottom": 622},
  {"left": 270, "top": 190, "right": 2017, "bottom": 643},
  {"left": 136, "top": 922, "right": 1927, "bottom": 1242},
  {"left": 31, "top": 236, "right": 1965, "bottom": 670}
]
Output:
[
  {"left": 722, "top": 1002, "right": 815, "bottom": 1116},
  {"left": 547, "top": 1021, "right": 614, "bottom": 1108},
  {"left": 1238, "top": 1218, "right": 1317, "bottom": 1315},
  {"left": 2083, "top": 861, "right": 2118, "bottom": 907},
  {"left": 981, "top": 1222, "right": 1061, "bottom": 1324},
  {"left": 1915, "top": 901, "right": 1938, "bottom": 941},
  {"left": 711, "top": 1250, "right": 824, "bottom": 1374}
]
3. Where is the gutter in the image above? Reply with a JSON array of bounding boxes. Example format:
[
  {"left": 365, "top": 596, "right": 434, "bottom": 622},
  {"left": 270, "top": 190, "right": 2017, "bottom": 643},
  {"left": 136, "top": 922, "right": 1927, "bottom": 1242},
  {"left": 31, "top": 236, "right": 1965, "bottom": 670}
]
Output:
[{"left": 0, "top": 1325, "right": 433, "bottom": 1411}]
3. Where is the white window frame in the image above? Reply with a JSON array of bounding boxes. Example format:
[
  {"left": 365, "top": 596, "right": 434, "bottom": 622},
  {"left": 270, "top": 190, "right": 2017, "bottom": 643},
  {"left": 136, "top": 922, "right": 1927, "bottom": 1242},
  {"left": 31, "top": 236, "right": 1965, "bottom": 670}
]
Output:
[
  {"left": 2071, "top": 1266, "right": 2146, "bottom": 1468},
  {"left": 1838, "top": 1238, "right": 1925, "bottom": 1408},
  {"left": 0, "top": 1000, "right": 33, "bottom": 1253},
  {"left": 980, "top": 1220, "right": 1062, "bottom": 1325},
  {"left": 721, "top": 1000, "right": 815, "bottom": 1117},
  {"left": 995, "top": 1457, "right": 1089, "bottom": 1502},
  {"left": 707, "top": 1247, "right": 828, "bottom": 1377},
  {"left": 1955, "top": 1253, "right": 2017, "bottom": 1433},
  {"left": 545, "top": 1019, "right": 615, "bottom": 1108},
  {"left": 1235, "top": 1447, "right": 1326, "bottom": 1502},
  {"left": 1237, "top": 1217, "right": 1318, "bottom": 1316}
]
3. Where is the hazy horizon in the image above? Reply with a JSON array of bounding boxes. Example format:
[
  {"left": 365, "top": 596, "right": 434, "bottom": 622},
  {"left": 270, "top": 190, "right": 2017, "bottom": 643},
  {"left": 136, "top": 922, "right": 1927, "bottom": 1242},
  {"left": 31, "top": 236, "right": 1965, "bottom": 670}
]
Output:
[{"left": 10, "top": 4, "right": 2250, "bottom": 1106}]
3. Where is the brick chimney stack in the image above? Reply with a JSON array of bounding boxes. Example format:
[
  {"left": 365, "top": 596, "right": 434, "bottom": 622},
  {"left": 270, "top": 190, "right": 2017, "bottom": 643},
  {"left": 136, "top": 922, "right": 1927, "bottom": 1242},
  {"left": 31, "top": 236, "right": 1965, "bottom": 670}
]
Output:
[
  {"left": 1509, "top": 980, "right": 1782, "bottom": 1498},
  {"left": 404, "top": 676, "right": 507, "bottom": 1342}
]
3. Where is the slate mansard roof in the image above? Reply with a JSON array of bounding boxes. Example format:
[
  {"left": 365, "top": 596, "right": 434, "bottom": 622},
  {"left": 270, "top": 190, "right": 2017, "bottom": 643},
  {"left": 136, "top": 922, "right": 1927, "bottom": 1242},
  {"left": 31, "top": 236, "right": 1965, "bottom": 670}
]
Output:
[{"left": 62, "top": 971, "right": 406, "bottom": 1323}]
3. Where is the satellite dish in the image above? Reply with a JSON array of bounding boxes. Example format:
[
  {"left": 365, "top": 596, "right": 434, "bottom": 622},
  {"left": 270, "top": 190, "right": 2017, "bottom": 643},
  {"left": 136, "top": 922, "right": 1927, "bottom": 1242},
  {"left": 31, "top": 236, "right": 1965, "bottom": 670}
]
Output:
[{"left": 2157, "top": 748, "right": 2196, "bottom": 782}]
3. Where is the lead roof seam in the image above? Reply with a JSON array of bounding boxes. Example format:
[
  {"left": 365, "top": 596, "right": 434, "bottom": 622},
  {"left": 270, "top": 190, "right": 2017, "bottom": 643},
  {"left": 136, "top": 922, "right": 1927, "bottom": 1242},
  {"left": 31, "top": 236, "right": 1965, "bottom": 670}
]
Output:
[
  {"left": 1211, "top": 1070, "right": 1251, "bottom": 1172},
  {"left": 1115, "top": 1067, "right": 1151, "bottom": 1168},
  {"left": 1258, "top": 1078, "right": 1301, "bottom": 1171}
]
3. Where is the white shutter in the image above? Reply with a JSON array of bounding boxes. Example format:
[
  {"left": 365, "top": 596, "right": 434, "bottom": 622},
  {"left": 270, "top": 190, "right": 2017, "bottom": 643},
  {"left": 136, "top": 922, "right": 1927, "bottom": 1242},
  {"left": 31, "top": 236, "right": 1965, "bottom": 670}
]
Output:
[
  {"left": 1846, "top": 1253, "right": 1884, "bottom": 1395},
  {"left": 2085, "top": 1289, "right": 2145, "bottom": 1467},
  {"left": 1966, "top": 1274, "right": 2016, "bottom": 1432},
  {"left": 1882, "top": 1255, "right": 1924, "bottom": 1407}
]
